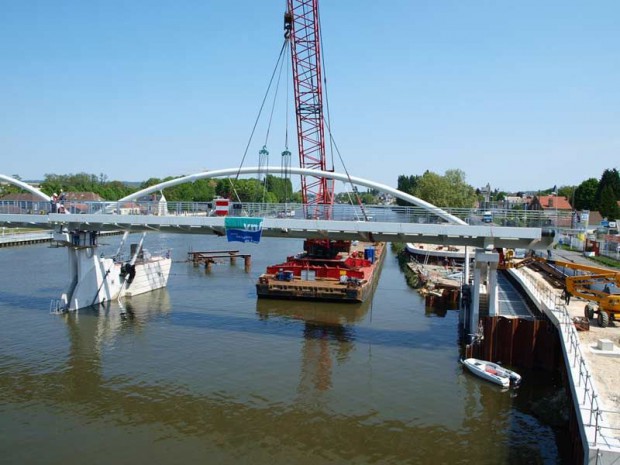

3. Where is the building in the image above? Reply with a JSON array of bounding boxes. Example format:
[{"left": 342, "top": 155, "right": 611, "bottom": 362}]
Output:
[
  {"left": 528, "top": 195, "right": 573, "bottom": 227},
  {"left": 0, "top": 192, "right": 104, "bottom": 214}
]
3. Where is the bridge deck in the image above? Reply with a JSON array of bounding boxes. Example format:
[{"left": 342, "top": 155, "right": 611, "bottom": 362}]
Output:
[{"left": 0, "top": 212, "right": 553, "bottom": 249}]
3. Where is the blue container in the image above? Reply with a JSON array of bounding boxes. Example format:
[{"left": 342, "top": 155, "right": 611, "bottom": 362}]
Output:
[{"left": 364, "top": 247, "right": 375, "bottom": 263}]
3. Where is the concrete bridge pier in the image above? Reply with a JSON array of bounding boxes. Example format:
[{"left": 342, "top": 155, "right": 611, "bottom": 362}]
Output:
[
  {"left": 467, "top": 249, "right": 500, "bottom": 342},
  {"left": 52, "top": 229, "right": 121, "bottom": 311}
]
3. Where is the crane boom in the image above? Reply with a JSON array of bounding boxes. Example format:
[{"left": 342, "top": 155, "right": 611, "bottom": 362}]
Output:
[
  {"left": 285, "top": 0, "right": 334, "bottom": 219},
  {"left": 529, "top": 256, "right": 620, "bottom": 327}
]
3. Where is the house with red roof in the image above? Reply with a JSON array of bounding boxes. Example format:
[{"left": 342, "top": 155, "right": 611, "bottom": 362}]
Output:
[{"left": 528, "top": 195, "right": 573, "bottom": 227}]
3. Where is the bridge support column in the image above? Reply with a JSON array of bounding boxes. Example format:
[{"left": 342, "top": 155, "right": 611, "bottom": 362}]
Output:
[
  {"left": 470, "top": 265, "right": 481, "bottom": 340},
  {"left": 463, "top": 246, "right": 470, "bottom": 284},
  {"left": 488, "top": 258, "right": 499, "bottom": 317},
  {"left": 468, "top": 249, "right": 500, "bottom": 341},
  {"left": 52, "top": 230, "right": 121, "bottom": 311}
]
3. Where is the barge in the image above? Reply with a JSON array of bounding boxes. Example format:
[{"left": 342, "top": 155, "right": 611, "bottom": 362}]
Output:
[{"left": 256, "top": 240, "right": 385, "bottom": 302}]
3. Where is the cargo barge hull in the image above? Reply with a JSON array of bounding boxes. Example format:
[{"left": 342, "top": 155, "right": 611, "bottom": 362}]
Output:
[{"left": 256, "top": 241, "right": 385, "bottom": 303}]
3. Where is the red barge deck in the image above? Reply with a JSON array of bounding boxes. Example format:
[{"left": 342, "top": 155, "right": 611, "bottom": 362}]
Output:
[{"left": 256, "top": 240, "right": 386, "bottom": 302}]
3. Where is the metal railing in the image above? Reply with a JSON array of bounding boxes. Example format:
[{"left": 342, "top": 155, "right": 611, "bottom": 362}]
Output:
[
  {"left": 517, "top": 270, "right": 620, "bottom": 447},
  {"left": 0, "top": 200, "right": 573, "bottom": 227}
]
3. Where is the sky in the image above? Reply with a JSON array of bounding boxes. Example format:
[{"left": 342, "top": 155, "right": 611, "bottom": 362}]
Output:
[{"left": 1, "top": 0, "right": 619, "bottom": 193}]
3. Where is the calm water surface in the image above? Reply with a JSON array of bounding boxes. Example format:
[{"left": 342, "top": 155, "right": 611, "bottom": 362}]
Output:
[{"left": 0, "top": 234, "right": 568, "bottom": 464}]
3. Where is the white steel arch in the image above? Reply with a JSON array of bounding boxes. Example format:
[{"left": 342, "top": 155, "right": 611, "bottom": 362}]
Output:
[
  {"left": 0, "top": 174, "right": 51, "bottom": 201},
  {"left": 119, "top": 167, "right": 467, "bottom": 225}
]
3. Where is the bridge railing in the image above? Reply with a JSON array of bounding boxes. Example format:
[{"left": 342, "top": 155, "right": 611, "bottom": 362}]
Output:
[
  {"left": 0, "top": 199, "right": 573, "bottom": 227},
  {"left": 516, "top": 269, "right": 620, "bottom": 447}
]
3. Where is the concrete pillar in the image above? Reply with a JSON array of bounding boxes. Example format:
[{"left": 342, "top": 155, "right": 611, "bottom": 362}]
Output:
[
  {"left": 488, "top": 263, "right": 499, "bottom": 316},
  {"left": 470, "top": 266, "right": 481, "bottom": 339},
  {"left": 463, "top": 246, "right": 470, "bottom": 285},
  {"left": 470, "top": 249, "right": 500, "bottom": 340}
]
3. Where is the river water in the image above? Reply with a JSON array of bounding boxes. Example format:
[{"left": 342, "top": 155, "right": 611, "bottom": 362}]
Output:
[{"left": 0, "top": 233, "right": 569, "bottom": 464}]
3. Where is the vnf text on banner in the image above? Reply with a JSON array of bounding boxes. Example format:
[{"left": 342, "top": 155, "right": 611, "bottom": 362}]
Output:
[{"left": 225, "top": 217, "right": 264, "bottom": 244}]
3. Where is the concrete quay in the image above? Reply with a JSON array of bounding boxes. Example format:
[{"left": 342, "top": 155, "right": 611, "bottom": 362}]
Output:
[
  {"left": 508, "top": 259, "right": 620, "bottom": 465},
  {"left": 0, "top": 230, "right": 123, "bottom": 248},
  {"left": 0, "top": 230, "right": 53, "bottom": 247}
]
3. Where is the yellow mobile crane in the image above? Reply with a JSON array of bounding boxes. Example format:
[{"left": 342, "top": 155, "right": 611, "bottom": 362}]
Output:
[
  {"left": 539, "top": 258, "right": 620, "bottom": 327},
  {"left": 498, "top": 250, "right": 620, "bottom": 327}
]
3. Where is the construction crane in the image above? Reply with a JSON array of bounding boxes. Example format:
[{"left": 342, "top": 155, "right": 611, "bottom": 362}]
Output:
[
  {"left": 284, "top": 0, "right": 334, "bottom": 220},
  {"left": 509, "top": 255, "right": 620, "bottom": 328},
  {"left": 555, "top": 260, "right": 620, "bottom": 328}
]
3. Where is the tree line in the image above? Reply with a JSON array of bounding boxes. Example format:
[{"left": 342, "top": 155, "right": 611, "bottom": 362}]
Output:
[
  {"left": 396, "top": 167, "right": 620, "bottom": 219},
  {"left": 0, "top": 172, "right": 297, "bottom": 204},
  {"left": 3, "top": 168, "right": 619, "bottom": 218},
  {"left": 396, "top": 169, "right": 478, "bottom": 209}
]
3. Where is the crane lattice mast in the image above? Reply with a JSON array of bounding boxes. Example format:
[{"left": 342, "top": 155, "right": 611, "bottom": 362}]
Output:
[{"left": 285, "top": 0, "right": 334, "bottom": 219}]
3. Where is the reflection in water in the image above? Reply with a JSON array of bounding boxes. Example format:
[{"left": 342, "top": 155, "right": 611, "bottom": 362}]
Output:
[
  {"left": 0, "top": 238, "right": 569, "bottom": 464},
  {"left": 424, "top": 305, "right": 449, "bottom": 318},
  {"left": 255, "top": 298, "right": 371, "bottom": 326},
  {"left": 95, "top": 288, "right": 172, "bottom": 346},
  {"left": 256, "top": 299, "right": 370, "bottom": 397}
]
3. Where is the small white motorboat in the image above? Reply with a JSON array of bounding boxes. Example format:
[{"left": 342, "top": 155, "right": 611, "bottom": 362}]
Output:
[{"left": 461, "top": 358, "right": 521, "bottom": 388}]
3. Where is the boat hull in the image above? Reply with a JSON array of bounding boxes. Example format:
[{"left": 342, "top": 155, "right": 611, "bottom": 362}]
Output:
[
  {"left": 53, "top": 231, "right": 172, "bottom": 311},
  {"left": 461, "top": 358, "right": 521, "bottom": 388},
  {"left": 119, "top": 257, "right": 172, "bottom": 298}
]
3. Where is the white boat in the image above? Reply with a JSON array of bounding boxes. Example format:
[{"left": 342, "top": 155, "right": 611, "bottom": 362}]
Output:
[
  {"left": 461, "top": 358, "right": 521, "bottom": 388},
  {"left": 51, "top": 230, "right": 171, "bottom": 312}
]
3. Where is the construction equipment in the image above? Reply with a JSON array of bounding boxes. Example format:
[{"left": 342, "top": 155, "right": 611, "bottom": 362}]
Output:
[
  {"left": 285, "top": 0, "right": 334, "bottom": 220},
  {"left": 539, "top": 257, "right": 620, "bottom": 328}
]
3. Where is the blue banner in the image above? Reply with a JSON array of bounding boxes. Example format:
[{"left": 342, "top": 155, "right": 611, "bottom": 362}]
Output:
[{"left": 225, "top": 217, "right": 263, "bottom": 244}]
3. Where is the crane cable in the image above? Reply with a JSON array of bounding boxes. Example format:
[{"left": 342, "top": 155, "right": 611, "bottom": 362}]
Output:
[
  {"left": 283, "top": 42, "right": 292, "bottom": 205},
  {"left": 261, "top": 38, "right": 288, "bottom": 203},
  {"left": 317, "top": 8, "right": 369, "bottom": 222},
  {"left": 232, "top": 38, "right": 289, "bottom": 202}
]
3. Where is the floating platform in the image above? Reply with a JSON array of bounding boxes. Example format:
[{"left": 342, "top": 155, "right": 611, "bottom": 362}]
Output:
[{"left": 256, "top": 241, "right": 385, "bottom": 303}]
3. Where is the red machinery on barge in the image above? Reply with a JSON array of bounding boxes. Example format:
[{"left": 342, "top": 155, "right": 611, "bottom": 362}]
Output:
[
  {"left": 257, "top": 240, "right": 385, "bottom": 302},
  {"left": 256, "top": 0, "right": 385, "bottom": 302}
]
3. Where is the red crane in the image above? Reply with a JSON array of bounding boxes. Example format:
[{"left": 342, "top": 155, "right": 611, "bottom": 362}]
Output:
[{"left": 285, "top": 0, "right": 334, "bottom": 219}]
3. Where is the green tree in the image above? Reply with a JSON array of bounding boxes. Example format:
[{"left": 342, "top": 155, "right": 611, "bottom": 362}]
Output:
[
  {"left": 0, "top": 174, "right": 25, "bottom": 196},
  {"left": 595, "top": 169, "right": 620, "bottom": 209},
  {"left": 359, "top": 192, "right": 376, "bottom": 204},
  {"left": 432, "top": 169, "right": 476, "bottom": 208},
  {"left": 573, "top": 178, "right": 598, "bottom": 211},
  {"left": 396, "top": 174, "right": 420, "bottom": 206},
  {"left": 557, "top": 185, "right": 575, "bottom": 203},
  {"left": 396, "top": 169, "right": 476, "bottom": 208},
  {"left": 265, "top": 175, "right": 294, "bottom": 202},
  {"left": 141, "top": 178, "right": 163, "bottom": 189},
  {"left": 599, "top": 185, "right": 620, "bottom": 219},
  {"left": 39, "top": 172, "right": 136, "bottom": 200}
]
